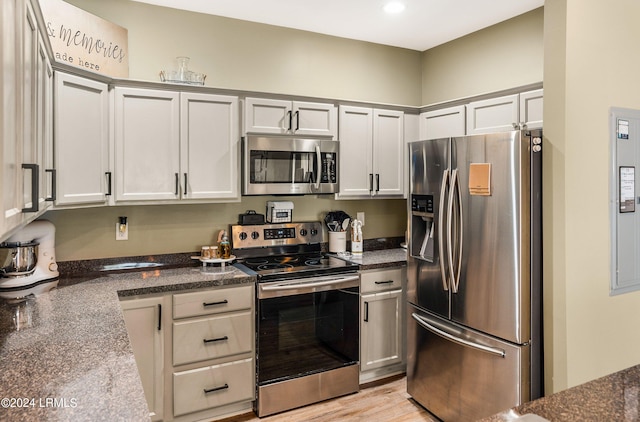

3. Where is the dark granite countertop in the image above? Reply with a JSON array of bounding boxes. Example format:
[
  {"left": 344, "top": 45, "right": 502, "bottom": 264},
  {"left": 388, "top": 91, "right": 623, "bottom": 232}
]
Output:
[
  {"left": 480, "top": 364, "right": 640, "bottom": 422},
  {"left": 0, "top": 265, "right": 255, "bottom": 421},
  {"left": 333, "top": 247, "right": 407, "bottom": 270}
]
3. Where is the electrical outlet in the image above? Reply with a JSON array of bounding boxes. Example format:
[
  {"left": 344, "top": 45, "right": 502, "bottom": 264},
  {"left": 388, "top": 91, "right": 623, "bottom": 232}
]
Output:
[
  {"left": 116, "top": 222, "right": 128, "bottom": 241},
  {"left": 357, "top": 211, "right": 365, "bottom": 226}
]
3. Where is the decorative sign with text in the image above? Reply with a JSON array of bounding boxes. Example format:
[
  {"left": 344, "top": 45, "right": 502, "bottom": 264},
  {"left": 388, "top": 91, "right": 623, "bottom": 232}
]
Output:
[{"left": 39, "top": 0, "right": 129, "bottom": 78}]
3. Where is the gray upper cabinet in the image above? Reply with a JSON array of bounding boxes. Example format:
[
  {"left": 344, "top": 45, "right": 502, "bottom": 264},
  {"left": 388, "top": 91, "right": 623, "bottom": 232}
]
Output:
[
  {"left": 54, "top": 72, "right": 110, "bottom": 206},
  {"left": 244, "top": 97, "right": 337, "bottom": 139},
  {"left": 1, "top": 0, "right": 53, "bottom": 241},
  {"left": 338, "top": 106, "right": 405, "bottom": 198},
  {"left": 113, "top": 87, "right": 239, "bottom": 203},
  {"left": 466, "top": 89, "right": 543, "bottom": 134},
  {"left": 466, "top": 94, "right": 520, "bottom": 134},
  {"left": 419, "top": 105, "right": 466, "bottom": 140}
]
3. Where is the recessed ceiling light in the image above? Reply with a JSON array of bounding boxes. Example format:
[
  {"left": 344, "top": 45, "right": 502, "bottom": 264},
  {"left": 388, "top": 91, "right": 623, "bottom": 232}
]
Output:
[{"left": 383, "top": 1, "right": 406, "bottom": 14}]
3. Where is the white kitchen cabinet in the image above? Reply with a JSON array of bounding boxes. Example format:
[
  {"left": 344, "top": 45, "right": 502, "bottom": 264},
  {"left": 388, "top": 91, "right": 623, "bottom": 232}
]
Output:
[
  {"left": 1, "top": 0, "right": 24, "bottom": 237},
  {"left": 360, "top": 267, "right": 406, "bottom": 383},
  {"left": 419, "top": 105, "right": 466, "bottom": 140},
  {"left": 114, "top": 87, "right": 181, "bottom": 202},
  {"left": 1, "top": 0, "right": 52, "bottom": 240},
  {"left": 244, "top": 97, "right": 337, "bottom": 138},
  {"left": 466, "top": 89, "right": 543, "bottom": 134},
  {"left": 170, "top": 285, "right": 255, "bottom": 421},
  {"left": 519, "top": 88, "right": 544, "bottom": 129},
  {"left": 466, "top": 94, "right": 519, "bottom": 134},
  {"left": 338, "top": 106, "right": 404, "bottom": 198},
  {"left": 54, "top": 72, "right": 110, "bottom": 206},
  {"left": 121, "top": 295, "right": 166, "bottom": 422},
  {"left": 36, "top": 32, "right": 54, "bottom": 211},
  {"left": 180, "top": 92, "right": 239, "bottom": 200},
  {"left": 21, "top": 0, "right": 38, "bottom": 215},
  {"left": 114, "top": 87, "right": 239, "bottom": 203}
]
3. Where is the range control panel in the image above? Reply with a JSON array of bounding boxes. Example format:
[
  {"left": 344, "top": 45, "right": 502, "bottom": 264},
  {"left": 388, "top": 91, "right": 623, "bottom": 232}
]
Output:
[{"left": 231, "top": 222, "right": 322, "bottom": 249}]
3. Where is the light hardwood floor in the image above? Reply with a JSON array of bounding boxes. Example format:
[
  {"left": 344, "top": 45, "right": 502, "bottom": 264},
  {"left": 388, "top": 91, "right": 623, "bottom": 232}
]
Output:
[{"left": 221, "top": 376, "right": 439, "bottom": 422}]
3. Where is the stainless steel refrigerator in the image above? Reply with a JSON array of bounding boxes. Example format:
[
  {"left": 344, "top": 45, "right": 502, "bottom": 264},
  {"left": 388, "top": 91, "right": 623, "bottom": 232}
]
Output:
[{"left": 406, "top": 130, "right": 543, "bottom": 422}]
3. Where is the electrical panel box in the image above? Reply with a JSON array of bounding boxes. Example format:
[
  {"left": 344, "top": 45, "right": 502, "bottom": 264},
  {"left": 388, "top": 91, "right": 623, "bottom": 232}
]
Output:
[{"left": 610, "top": 107, "right": 640, "bottom": 295}]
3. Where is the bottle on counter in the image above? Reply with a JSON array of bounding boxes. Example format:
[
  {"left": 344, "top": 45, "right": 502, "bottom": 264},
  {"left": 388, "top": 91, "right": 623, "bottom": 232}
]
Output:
[
  {"left": 351, "top": 219, "right": 363, "bottom": 254},
  {"left": 218, "top": 230, "right": 231, "bottom": 259}
]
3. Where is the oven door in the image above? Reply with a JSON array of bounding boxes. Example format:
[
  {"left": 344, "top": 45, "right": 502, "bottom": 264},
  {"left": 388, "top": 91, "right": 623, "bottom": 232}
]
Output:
[
  {"left": 243, "top": 136, "right": 338, "bottom": 195},
  {"left": 256, "top": 273, "right": 360, "bottom": 386}
]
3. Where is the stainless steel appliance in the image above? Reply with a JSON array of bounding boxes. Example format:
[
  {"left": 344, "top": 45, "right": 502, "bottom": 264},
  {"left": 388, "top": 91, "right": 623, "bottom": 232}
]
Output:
[
  {"left": 243, "top": 136, "right": 338, "bottom": 195},
  {"left": 231, "top": 222, "right": 360, "bottom": 417},
  {"left": 406, "top": 130, "right": 543, "bottom": 421},
  {"left": 0, "top": 220, "right": 59, "bottom": 299}
]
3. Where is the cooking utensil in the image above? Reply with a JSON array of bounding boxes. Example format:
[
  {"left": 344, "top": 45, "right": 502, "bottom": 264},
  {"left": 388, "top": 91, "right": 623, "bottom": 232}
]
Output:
[{"left": 324, "top": 211, "right": 352, "bottom": 232}]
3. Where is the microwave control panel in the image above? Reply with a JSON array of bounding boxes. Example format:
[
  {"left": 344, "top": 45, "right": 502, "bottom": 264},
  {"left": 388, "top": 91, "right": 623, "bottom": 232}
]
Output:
[{"left": 321, "top": 153, "right": 337, "bottom": 183}]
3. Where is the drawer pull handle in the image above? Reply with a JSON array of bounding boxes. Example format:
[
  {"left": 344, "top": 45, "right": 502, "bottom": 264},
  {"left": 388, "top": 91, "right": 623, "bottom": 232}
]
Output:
[
  {"left": 374, "top": 280, "right": 394, "bottom": 284},
  {"left": 203, "top": 299, "right": 228, "bottom": 307},
  {"left": 203, "top": 336, "right": 229, "bottom": 344},
  {"left": 204, "top": 384, "right": 229, "bottom": 394}
]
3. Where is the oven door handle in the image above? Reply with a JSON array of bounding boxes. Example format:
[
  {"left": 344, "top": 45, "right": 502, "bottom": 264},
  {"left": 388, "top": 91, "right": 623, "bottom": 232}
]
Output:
[{"left": 260, "top": 274, "right": 360, "bottom": 292}]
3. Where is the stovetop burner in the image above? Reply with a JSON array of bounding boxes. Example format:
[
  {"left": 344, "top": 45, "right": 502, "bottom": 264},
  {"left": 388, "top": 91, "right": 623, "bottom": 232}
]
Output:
[{"left": 257, "top": 263, "right": 294, "bottom": 271}]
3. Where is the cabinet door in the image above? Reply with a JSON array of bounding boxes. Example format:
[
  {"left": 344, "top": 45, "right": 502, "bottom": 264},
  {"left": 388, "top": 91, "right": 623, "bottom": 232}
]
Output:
[
  {"left": 373, "top": 109, "right": 404, "bottom": 196},
  {"left": 338, "top": 106, "right": 373, "bottom": 197},
  {"left": 244, "top": 97, "right": 291, "bottom": 135},
  {"left": 54, "top": 73, "right": 110, "bottom": 205},
  {"left": 121, "top": 296, "right": 165, "bottom": 421},
  {"left": 114, "top": 87, "right": 180, "bottom": 202},
  {"left": 519, "top": 89, "right": 543, "bottom": 129},
  {"left": 361, "top": 289, "right": 404, "bottom": 372},
  {"left": 36, "top": 33, "right": 53, "bottom": 210},
  {"left": 466, "top": 94, "right": 519, "bottom": 134},
  {"left": 21, "top": 0, "right": 38, "bottom": 215},
  {"left": 419, "top": 105, "right": 466, "bottom": 140},
  {"left": 180, "top": 93, "right": 239, "bottom": 200},
  {"left": 1, "top": 0, "right": 24, "bottom": 235},
  {"left": 292, "top": 101, "right": 337, "bottom": 138}
]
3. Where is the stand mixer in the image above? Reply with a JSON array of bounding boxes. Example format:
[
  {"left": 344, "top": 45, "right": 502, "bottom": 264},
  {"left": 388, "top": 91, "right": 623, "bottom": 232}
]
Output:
[{"left": 0, "top": 220, "right": 59, "bottom": 299}]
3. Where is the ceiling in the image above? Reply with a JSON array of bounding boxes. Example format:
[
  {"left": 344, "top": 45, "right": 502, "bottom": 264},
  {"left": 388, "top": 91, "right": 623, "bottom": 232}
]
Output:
[{"left": 131, "top": 0, "right": 544, "bottom": 51}]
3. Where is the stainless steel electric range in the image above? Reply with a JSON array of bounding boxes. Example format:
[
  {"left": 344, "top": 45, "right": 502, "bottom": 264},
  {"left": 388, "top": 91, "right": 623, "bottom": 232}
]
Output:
[{"left": 231, "top": 222, "right": 360, "bottom": 418}]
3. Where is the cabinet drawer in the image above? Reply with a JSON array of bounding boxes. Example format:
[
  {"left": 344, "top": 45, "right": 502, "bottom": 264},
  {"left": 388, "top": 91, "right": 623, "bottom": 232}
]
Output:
[
  {"left": 173, "top": 311, "right": 253, "bottom": 366},
  {"left": 360, "top": 268, "right": 404, "bottom": 293},
  {"left": 173, "top": 358, "right": 254, "bottom": 416},
  {"left": 173, "top": 285, "right": 252, "bottom": 319}
]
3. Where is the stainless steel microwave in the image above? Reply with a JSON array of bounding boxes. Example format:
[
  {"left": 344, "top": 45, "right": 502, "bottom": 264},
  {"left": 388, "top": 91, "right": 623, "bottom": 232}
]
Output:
[{"left": 243, "top": 136, "right": 338, "bottom": 195}]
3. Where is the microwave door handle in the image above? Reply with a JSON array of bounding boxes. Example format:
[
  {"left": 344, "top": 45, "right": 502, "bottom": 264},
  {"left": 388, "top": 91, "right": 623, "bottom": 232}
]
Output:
[
  {"left": 438, "top": 169, "right": 450, "bottom": 291},
  {"left": 314, "top": 145, "right": 321, "bottom": 190}
]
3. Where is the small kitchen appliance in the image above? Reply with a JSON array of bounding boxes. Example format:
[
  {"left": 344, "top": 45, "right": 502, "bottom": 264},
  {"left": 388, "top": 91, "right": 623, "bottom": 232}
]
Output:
[
  {"left": 231, "top": 222, "right": 360, "bottom": 417},
  {"left": 243, "top": 136, "right": 338, "bottom": 195},
  {"left": 238, "top": 210, "right": 265, "bottom": 225},
  {"left": 266, "top": 201, "right": 293, "bottom": 223},
  {"left": 0, "top": 220, "right": 59, "bottom": 299}
]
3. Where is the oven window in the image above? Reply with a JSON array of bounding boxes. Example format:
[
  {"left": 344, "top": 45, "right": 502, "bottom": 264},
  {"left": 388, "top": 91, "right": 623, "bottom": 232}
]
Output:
[
  {"left": 249, "top": 150, "right": 316, "bottom": 184},
  {"left": 257, "top": 287, "right": 359, "bottom": 385}
]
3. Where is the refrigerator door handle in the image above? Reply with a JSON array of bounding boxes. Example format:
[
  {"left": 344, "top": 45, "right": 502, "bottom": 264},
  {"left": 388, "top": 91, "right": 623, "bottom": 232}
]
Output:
[
  {"left": 411, "top": 313, "right": 506, "bottom": 358},
  {"left": 438, "top": 169, "right": 450, "bottom": 291},
  {"left": 448, "top": 169, "right": 463, "bottom": 293}
]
